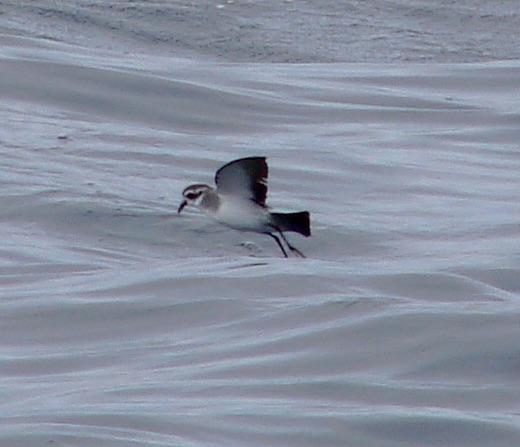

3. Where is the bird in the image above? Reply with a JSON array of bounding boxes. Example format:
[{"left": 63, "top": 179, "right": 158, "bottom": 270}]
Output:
[{"left": 178, "top": 156, "right": 310, "bottom": 257}]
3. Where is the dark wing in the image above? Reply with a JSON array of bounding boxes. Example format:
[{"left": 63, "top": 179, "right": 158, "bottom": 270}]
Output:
[{"left": 215, "top": 157, "right": 268, "bottom": 206}]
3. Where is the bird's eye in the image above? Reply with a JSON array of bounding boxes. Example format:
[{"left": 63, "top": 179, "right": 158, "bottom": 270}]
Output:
[{"left": 186, "top": 193, "right": 197, "bottom": 200}]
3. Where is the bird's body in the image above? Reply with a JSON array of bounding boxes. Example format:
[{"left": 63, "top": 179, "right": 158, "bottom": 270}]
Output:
[
  {"left": 213, "top": 193, "right": 272, "bottom": 233},
  {"left": 178, "top": 157, "right": 310, "bottom": 257}
]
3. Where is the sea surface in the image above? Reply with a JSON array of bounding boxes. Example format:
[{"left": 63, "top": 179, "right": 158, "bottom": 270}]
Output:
[{"left": 1, "top": 1, "right": 520, "bottom": 446}]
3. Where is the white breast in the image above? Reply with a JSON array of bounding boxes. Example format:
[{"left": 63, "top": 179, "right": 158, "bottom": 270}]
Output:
[{"left": 210, "top": 195, "right": 271, "bottom": 233}]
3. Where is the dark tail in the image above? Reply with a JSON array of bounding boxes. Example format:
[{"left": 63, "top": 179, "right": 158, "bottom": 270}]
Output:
[{"left": 271, "top": 211, "right": 311, "bottom": 237}]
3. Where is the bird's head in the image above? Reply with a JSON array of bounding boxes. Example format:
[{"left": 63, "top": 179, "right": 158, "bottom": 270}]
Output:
[{"left": 178, "top": 184, "right": 213, "bottom": 213}]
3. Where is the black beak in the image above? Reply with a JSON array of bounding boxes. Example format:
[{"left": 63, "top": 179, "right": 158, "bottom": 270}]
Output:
[{"left": 178, "top": 200, "right": 187, "bottom": 214}]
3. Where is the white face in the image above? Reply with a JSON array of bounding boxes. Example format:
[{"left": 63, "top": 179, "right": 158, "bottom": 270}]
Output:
[{"left": 178, "top": 184, "right": 211, "bottom": 213}]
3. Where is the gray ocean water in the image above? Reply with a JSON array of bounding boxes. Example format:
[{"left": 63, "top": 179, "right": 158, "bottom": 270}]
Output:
[{"left": 1, "top": 1, "right": 520, "bottom": 446}]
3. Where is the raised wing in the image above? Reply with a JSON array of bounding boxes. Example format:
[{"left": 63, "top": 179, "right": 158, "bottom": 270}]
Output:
[{"left": 215, "top": 157, "right": 268, "bottom": 206}]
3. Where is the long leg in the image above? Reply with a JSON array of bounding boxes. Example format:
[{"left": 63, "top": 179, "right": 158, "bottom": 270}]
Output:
[
  {"left": 277, "top": 230, "right": 306, "bottom": 258},
  {"left": 267, "top": 233, "right": 288, "bottom": 258}
]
